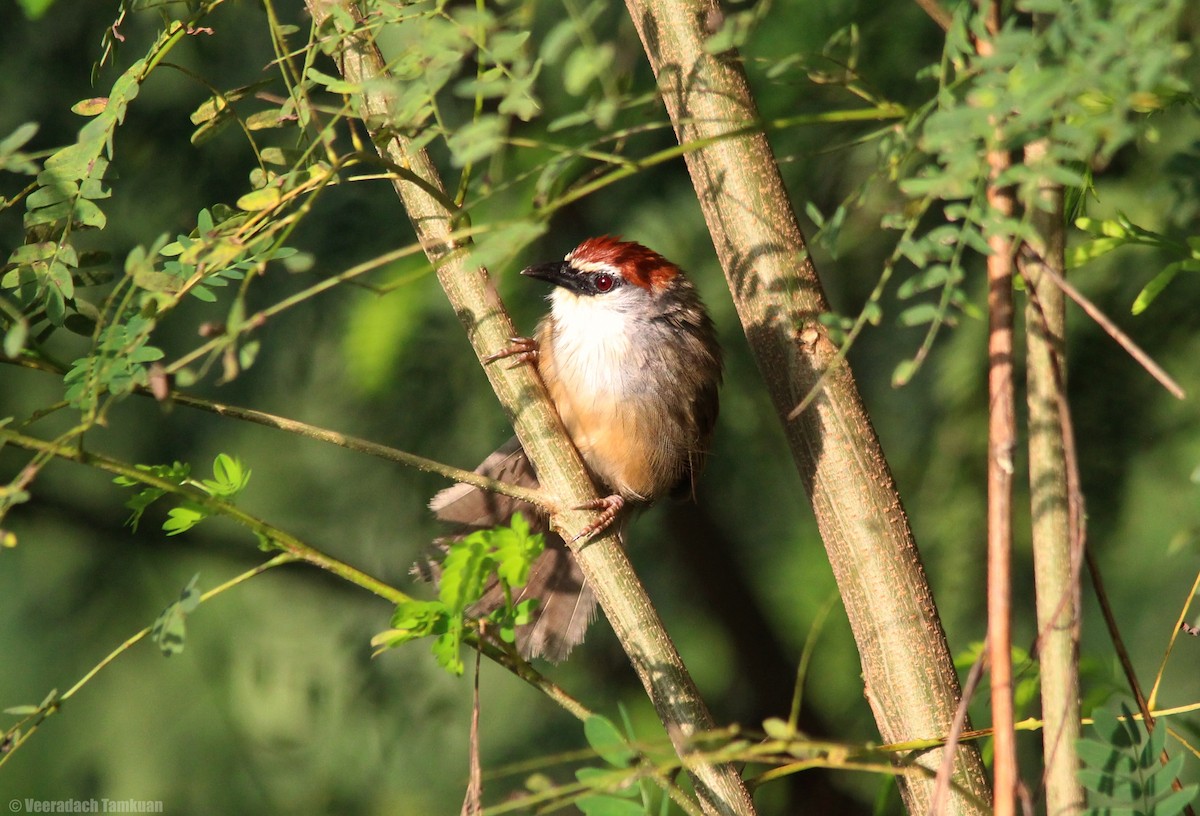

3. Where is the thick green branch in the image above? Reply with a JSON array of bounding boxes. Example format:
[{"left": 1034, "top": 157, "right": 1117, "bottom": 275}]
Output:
[
  {"left": 303, "top": 3, "right": 754, "bottom": 814},
  {"left": 1022, "top": 139, "right": 1083, "bottom": 816}
]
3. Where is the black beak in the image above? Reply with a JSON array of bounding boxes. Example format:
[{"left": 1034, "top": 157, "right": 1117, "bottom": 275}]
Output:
[{"left": 521, "top": 261, "right": 583, "bottom": 293}]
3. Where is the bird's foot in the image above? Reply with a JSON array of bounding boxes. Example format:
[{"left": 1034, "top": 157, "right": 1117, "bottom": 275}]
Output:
[
  {"left": 484, "top": 336, "right": 539, "bottom": 368},
  {"left": 570, "top": 494, "right": 625, "bottom": 543}
]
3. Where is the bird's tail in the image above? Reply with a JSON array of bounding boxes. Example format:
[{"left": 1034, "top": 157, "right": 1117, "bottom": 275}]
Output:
[{"left": 418, "top": 437, "right": 599, "bottom": 662}]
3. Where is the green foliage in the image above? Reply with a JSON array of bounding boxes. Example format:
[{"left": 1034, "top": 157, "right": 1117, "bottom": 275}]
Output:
[
  {"left": 114, "top": 453, "right": 250, "bottom": 536},
  {"left": 2, "top": 0, "right": 1199, "bottom": 811},
  {"left": 576, "top": 715, "right": 642, "bottom": 814},
  {"left": 3, "top": 688, "right": 59, "bottom": 720},
  {"left": 150, "top": 573, "right": 202, "bottom": 657},
  {"left": 113, "top": 460, "right": 192, "bottom": 532},
  {"left": 573, "top": 712, "right": 677, "bottom": 816},
  {"left": 1078, "top": 701, "right": 1199, "bottom": 816},
  {"left": 1068, "top": 214, "right": 1200, "bottom": 314},
  {"left": 2, "top": 7, "right": 312, "bottom": 418},
  {"left": 332, "top": 0, "right": 543, "bottom": 163},
  {"left": 878, "top": 0, "right": 1191, "bottom": 383},
  {"left": 372, "top": 513, "right": 544, "bottom": 675},
  {"left": 1, "top": 51, "right": 141, "bottom": 339}
]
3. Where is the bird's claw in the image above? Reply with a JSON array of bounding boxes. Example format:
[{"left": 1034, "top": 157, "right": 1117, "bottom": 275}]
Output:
[
  {"left": 483, "top": 336, "right": 539, "bottom": 368},
  {"left": 569, "top": 494, "right": 625, "bottom": 543}
]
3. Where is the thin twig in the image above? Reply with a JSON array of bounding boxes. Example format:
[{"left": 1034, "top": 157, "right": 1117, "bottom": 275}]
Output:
[
  {"left": 1, "top": 357, "right": 551, "bottom": 511},
  {"left": 1086, "top": 548, "right": 1197, "bottom": 816},
  {"left": 0, "top": 553, "right": 297, "bottom": 770},
  {"left": 913, "top": 0, "right": 955, "bottom": 31},
  {"left": 1036, "top": 263, "right": 1185, "bottom": 400},
  {"left": 978, "top": 0, "right": 1019, "bottom": 807},
  {"left": 929, "top": 647, "right": 988, "bottom": 816},
  {"left": 168, "top": 392, "right": 551, "bottom": 509},
  {"left": 1148, "top": 569, "right": 1200, "bottom": 711}
]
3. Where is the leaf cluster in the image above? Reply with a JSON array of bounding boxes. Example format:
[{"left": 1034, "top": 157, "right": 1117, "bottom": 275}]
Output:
[
  {"left": 1069, "top": 214, "right": 1200, "bottom": 315},
  {"left": 1078, "top": 702, "right": 1199, "bottom": 816},
  {"left": 876, "top": 0, "right": 1192, "bottom": 382},
  {"left": 372, "top": 513, "right": 544, "bottom": 675},
  {"left": 114, "top": 452, "right": 251, "bottom": 536}
]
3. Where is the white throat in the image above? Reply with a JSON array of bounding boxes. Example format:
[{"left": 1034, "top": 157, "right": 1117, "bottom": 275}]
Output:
[{"left": 547, "top": 288, "right": 639, "bottom": 395}]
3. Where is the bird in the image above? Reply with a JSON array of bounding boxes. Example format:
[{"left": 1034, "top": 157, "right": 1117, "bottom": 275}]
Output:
[{"left": 424, "top": 236, "right": 723, "bottom": 661}]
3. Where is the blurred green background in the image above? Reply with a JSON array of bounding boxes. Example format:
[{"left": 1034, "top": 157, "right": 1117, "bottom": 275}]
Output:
[{"left": 2, "top": 1, "right": 1200, "bottom": 814}]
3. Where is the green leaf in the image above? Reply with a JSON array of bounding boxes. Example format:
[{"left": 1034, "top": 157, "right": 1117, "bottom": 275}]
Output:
[
  {"left": 762, "top": 717, "right": 796, "bottom": 740},
  {"left": 491, "top": 512, "right": 544, "bottom": 587},
  {"left": 1089, "top": 704, "right": 1127, "bottom": 746},
  {"left": 27, "top": 180, "right": 78, "bottom": 209},
  {"left": 892, "top": 359, "right": 919, "bottom": 387},
  {"left": 16, "top": 0, "right": 56, "bottom": 20},
  {"left": 4, "top": 321, "right": 29, "bottom": 358},
  {"left": 0, "top": 121, "right": 38, "bottom": 155},
  {"left": 163, "top": 504, "right": 207, "bottom": 536},
  {"left": 71, "top": 97, "right": 109, "bottom": 117},
  {"left": 897, "top": 303, "right": 941, "bottom": 327},
  {"left": 246, "top": 109, "right": 286, "bottom": 130},
  {"left": 1076, "top": 738, "right": 1132, "bottom": 772},
  {"left": 203, "top": 453, "right": 250, "bottom": 497},
  {"left": 439, "top": 533, "right": 494, "bottom": 615},
  {"left": 1153, "top": 785, "right": 1200, "bottom": 816},
  {"left": 584, "top": 715, "right": 636, "bottom": 768},
  {"left": 563, "top": 44, "right": 614, "bottom": 96},
  {"left": 305, "top": 67, "right": 360, "bottom": 95},
  {"left": 1131, "top": 262, "right": 1181, "bottom": 315},
  {"left": 43, "top": 143, "right": 98, "bottom": 182},
  {"left": 189, "top": 284, "right": 217, "bottom": 302},
  {"left": 3, "top": 704, "right": 40, "bottom": 716},
  {"left": 445, "top": 116, "right": 506, "bottom": 168},
  {"left": 430, "top": 629, "right": 465, "bottom": 675},
  {"left": 236, "top": 187, "right": 281, "bottom": 212},
  {"left": 150, "top": 575, "right": 202, "bottom": 657},
  {"left": 576, "top": 796, "right": 644, "bottom": 816},
  {"left": 128, "top": 344, "right": 164, "bottom": 364},
  {"left": 1066, "top": 236, "right": 1123, "bottom": 268}
]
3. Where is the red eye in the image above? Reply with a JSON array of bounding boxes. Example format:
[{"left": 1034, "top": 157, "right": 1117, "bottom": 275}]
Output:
[{"left": 594, "top": 273, "right": 614, "bottom": 292}]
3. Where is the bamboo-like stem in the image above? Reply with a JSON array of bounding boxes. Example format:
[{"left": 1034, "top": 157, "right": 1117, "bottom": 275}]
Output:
[
  {"left": 303, "top": 3, "right": 753, "bottom": 814},
  {"left": 984, "top": 171, "right": 1018, "bottom": 816},
  {"left": 977, "top": 2, "right": 1018, "bottom": 811},
  {"left": 621, "top": 0, "right": 991, "bottom": 812},
  {"left": 1022, "top": 140, "right": 1084, "bottom": 816}
]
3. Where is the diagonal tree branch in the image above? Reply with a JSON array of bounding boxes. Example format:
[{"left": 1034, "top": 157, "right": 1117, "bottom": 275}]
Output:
[
  {"left": 620, "top": 0, "right": 991, "bottom": 812},
  {"left": 302, "top": 2, "right": 754, "bottom": 814}
]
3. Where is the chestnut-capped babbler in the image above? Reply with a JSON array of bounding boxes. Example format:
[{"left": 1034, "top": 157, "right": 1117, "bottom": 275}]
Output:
[{"left": 424, "top": 237, "right": 723, "bottom": 661}]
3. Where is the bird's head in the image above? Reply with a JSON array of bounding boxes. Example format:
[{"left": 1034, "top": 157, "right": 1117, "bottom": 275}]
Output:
[{"left": 521, "top": 236, "right": 691, "bottom": 311}]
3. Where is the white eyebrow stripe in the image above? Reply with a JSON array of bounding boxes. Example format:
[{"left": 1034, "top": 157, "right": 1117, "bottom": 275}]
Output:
[{"left": 565, "top": 256, "right": 618, "bottom": 275}]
